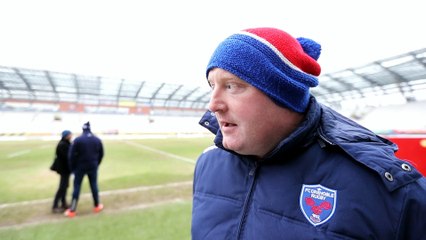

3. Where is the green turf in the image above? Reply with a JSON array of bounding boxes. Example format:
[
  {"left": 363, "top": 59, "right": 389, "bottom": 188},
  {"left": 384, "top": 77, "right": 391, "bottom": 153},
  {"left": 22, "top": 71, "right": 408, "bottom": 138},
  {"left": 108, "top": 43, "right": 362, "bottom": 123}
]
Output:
[
  {"left": 0, "top": 136, "right": 214, "bottom": 239},
  {"left": 0, "top": 137, "right": 213, "bottom": 203},
  {"left": 0, "top": 201, "right": 192, "bottom": 240}
]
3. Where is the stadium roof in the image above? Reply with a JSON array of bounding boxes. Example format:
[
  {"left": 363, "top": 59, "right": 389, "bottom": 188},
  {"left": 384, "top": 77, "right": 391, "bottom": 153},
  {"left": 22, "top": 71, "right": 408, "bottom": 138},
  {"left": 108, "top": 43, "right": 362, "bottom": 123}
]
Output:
[
  {"left": 1, "top": 48, "right": 426, "bottom": 111},
  {"left": 312, "top": 48, "right": 426, "bottom": 109}
]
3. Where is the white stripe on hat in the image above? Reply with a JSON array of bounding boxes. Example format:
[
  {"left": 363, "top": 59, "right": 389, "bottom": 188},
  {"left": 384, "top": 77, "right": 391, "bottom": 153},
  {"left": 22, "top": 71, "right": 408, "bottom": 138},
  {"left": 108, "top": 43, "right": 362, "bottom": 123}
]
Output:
[{"left": 239, "top": 31, "right": 316, "bottom": 78}]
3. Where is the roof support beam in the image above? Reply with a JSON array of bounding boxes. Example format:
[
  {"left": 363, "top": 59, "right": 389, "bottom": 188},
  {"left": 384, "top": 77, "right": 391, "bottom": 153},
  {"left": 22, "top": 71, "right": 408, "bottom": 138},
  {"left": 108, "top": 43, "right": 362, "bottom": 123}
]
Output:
[
  {"left": 134, "top": 81, "right": 145, "bottom": 99},
  {"left": 178, "top": 87, "right": 200, "bottom": 107},
  {"left": 149, "top": 83, "right": 165, "bottom": 104},
  {"left": 164, "top": 85, "right": 183, "bottom": 107},
  {"left": 45, "top": 71, "right": 59, "bottom": 101}
]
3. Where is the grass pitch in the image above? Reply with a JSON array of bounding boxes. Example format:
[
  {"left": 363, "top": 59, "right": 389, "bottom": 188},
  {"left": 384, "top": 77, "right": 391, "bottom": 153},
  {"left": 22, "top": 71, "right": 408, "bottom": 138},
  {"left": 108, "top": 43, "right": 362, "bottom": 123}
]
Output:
[{"left": 0, "top": 136, "right": 214, "bottom": 239}]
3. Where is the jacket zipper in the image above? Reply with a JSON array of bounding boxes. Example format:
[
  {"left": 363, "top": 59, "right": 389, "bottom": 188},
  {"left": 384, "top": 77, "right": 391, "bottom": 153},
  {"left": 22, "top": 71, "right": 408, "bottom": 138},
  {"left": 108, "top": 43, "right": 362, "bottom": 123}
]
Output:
[
  {"left": 236, "top": 161, "right": 258, "bottom": 239},
  {"left": 317, "top": 127, "right": 335, "bottom": 146}
]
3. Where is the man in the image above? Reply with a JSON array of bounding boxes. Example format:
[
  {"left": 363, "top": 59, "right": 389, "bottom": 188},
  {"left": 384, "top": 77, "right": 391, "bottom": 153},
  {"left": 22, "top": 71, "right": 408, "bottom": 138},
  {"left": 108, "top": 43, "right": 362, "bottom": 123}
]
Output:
[
  {"left": 191, "top": 27, "right": 426, "bottom": 239},
  {"left": 65, "top": 121, "right": 104, "bottom": 218},
  {"left": 51, "top": 130, "right": 72, "bottom": 213}
]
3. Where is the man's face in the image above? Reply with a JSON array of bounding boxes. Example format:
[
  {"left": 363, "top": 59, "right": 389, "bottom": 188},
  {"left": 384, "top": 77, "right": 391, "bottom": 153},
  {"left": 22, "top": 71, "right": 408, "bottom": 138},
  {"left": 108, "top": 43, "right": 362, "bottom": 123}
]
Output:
[
  {"left": 66, "top": 134, "right": 72, "bottom": 141},
  {"left": 207, "top": 68, "right": 303, "bottom": 158}
]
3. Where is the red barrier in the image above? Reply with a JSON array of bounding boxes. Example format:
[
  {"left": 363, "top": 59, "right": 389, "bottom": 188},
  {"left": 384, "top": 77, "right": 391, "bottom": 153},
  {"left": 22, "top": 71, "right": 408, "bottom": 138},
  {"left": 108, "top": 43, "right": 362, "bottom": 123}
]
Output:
[{"left": 384, "top": 135, "right": 426, "bottom": 176}]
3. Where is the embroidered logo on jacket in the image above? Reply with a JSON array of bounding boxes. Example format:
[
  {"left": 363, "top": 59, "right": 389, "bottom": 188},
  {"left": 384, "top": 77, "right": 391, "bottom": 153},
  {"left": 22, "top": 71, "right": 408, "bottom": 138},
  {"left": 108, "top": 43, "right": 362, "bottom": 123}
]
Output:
[{"left": 300, "top": 184, "right": 337, "bottom": 226}]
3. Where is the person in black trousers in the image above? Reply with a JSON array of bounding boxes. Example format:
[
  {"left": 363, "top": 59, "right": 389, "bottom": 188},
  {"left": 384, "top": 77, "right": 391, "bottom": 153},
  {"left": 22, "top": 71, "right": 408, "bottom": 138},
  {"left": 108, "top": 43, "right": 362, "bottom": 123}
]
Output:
[
  {"left": 65, "top": 122, "right": 104, "bottom": 218},
  {"left": 50, "top": 130, "right": 72, "bottom": 213}
]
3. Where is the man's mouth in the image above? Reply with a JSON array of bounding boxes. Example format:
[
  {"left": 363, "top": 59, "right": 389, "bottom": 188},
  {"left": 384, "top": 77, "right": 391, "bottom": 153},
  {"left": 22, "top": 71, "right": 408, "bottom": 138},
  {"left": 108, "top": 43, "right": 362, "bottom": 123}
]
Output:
[{"left": 221, "top": 122, "right": 237, "bottom": 128}]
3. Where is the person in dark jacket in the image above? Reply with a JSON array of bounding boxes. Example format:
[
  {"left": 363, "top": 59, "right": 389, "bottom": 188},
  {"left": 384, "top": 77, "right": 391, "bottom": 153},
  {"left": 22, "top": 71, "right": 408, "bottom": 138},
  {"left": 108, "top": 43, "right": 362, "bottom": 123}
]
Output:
[
  {"left": 192, "top": 27, "right": 426, "bottom": 239},
  {"left": 64, "top": 121, "right": 104, "bottom": 218},
  {"left": 51, "top": 130, "right": 72, "bottom": 213}
]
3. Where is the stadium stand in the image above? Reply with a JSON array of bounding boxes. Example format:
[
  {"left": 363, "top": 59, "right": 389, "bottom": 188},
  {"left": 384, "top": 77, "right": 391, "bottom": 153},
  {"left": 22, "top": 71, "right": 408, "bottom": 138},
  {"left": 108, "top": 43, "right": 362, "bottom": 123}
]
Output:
[
  {"left": 358, "top": 100, "right": 426, "bottom": 133},
  {"left": 1, "top": 48, "right": 425, "bottom": 138},
  {"left": 0, "top": 111, "right": 207, "bottom": 140}
]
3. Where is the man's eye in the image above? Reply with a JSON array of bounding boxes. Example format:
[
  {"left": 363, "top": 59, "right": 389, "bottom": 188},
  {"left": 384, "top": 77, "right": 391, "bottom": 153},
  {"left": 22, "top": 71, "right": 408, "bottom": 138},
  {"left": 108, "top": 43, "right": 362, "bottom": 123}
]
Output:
[{"left": 226, "top": 83, "right": 235, "bottom": 89}]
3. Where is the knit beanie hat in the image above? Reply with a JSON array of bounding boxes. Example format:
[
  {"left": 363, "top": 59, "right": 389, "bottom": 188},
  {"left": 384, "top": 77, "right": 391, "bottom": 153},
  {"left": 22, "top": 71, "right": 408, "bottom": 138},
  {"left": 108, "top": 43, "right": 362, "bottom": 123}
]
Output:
[
  {"left": 82, "top": 121, "right": 91, "bottom": 130},
  {"left": 61, "top": 130, "right": 71, "bottom": 138},
  {"left": 206, "top": 27, "right": 321, "bottom": 113}
]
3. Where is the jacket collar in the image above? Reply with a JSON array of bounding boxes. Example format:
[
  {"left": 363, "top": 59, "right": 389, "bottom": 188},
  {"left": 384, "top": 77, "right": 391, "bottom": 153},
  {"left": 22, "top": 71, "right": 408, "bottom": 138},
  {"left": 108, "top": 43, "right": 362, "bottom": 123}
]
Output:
[{"left": 318, "top": 104, "right": 422, "bottom": 191}]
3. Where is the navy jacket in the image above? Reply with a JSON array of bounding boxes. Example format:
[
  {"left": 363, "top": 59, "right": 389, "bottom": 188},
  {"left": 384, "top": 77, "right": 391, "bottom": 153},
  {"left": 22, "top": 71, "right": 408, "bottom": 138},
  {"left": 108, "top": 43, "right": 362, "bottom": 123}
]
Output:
[
  {"left": 192, "top": 97, "right": 426, "bottom": 239},
  {"left": 51, "top": 137, "right": 71, "bottom": 175},
  {"left": 68, "top": 129, "right": 104, "bottom": 172}
]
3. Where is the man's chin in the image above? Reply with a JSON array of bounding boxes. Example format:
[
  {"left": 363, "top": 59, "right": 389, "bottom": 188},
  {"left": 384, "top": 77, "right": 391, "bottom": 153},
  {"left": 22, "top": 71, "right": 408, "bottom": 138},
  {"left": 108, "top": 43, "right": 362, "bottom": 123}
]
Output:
[{"left": 222, "top": 139, "right": 242, "bottom": 153}]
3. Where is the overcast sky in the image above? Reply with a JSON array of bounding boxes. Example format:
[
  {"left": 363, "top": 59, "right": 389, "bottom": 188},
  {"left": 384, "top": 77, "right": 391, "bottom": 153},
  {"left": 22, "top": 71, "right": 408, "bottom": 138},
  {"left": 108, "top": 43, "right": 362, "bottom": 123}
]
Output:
[{"left": 0, "top": 0, "right": 424, "bottom": 88}]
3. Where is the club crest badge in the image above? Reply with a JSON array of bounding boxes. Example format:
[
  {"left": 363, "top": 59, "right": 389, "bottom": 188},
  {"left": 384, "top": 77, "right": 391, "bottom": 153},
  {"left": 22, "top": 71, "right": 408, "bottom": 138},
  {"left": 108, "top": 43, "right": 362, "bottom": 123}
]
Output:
[{"left": 300, "top": 184, "right": 337, "bottom": 226}]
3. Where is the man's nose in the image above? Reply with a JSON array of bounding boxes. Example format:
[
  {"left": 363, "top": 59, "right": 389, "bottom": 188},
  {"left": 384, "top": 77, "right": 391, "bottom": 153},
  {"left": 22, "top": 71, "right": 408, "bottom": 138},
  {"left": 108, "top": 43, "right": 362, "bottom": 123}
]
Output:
[{"left": 208, "top": 88, "right": 225, "bottom": 113}]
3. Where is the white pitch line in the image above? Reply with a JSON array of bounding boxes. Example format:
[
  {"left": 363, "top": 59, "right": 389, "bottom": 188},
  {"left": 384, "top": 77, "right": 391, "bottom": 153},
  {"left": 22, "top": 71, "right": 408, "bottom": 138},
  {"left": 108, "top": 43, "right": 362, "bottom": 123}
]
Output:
[
  {"left": 6, "top": 143, "right": 51, "bottom": 159},
  {"left": 0, "top": 181, "right": 192, "bottom": 209},
  {"left": 101, "top": 181, "right": 192, "bottom": 196},
  {"left": 123, "top": 140, "right": 196, "bottom": 164},
  {"left": 6, "top": 150, "right": 31, "bottom": 158}
]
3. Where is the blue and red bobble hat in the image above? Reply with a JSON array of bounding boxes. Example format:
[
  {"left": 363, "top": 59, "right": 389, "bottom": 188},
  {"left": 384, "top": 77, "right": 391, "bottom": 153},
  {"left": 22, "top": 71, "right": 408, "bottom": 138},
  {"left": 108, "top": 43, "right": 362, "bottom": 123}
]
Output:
[{"left": 206, "top": 27, "right": 321, "bottom": 113}]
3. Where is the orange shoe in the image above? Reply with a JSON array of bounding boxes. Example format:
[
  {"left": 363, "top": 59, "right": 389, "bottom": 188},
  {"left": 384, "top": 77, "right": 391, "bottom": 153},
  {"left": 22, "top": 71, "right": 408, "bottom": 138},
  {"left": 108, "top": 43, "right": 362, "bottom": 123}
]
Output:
[
  {"left": 93, "top": 203, "right": 104, "bottom": 213},
  {"left": 64, "top": 209, "right": 76, "bottom": 218}
]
